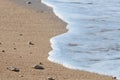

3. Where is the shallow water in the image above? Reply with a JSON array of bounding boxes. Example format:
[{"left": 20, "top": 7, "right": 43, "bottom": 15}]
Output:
[{"left": 42, "top": 0, "right": 120, "bottom": 79}]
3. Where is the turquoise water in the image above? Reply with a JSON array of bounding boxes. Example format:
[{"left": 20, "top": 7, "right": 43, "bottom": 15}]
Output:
[{"left": 42, "top": 0, "right": 120, "bottom": 79}]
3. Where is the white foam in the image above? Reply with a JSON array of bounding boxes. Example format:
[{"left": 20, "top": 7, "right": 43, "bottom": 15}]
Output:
[{"left": 42, "top": 0, "right": 120, "bottom": 79}]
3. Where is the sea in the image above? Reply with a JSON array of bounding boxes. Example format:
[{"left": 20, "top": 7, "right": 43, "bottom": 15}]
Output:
[{"left": 42, "top": 0, "right": 120, "bottom": 79}]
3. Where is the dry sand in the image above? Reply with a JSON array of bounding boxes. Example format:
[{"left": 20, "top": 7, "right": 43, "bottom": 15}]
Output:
[{"left": 0, "top": 0, "right": 115, "bottom": 80}]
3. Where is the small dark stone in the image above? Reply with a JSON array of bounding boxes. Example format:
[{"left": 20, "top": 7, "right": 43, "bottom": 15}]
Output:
[
  {"left": 7, "top": 66, "right": 20, "bottom": 72},
  {"left": 19, "top": 75, "right": 24, "bottom": 77},
  {"left": 47, "top": 77, "right": 55, "bottom": 80},
  {"left": 26, "top": 1, "right": 32, "bottom": 4},
  {"left": 2, "top": 50, "right": 5, "bottom": 52},
  {"left": 32, "top": 64, "right": 44, "bottom": 70},
  {"left": 29, "top": 41, "right": 34, "bottom": 45},
  {"left": 113, "top": 76, "right": 117, "bottom": 79},
  {"left": 14, "top": 48, "right": 16, "bottom": 50},
  {"left": 39, "top": 62, "right": 43, "bottom": 65},
  {"left": 0, "top": 42, "right": 2, "bottom": 45},
  {"left": 19, "top": 34, "right": 23, "bottom": 36}
]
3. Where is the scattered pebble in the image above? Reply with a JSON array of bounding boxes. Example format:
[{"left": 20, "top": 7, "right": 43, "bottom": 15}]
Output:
[
  {"left": 19, "top": 75, "right": 24, "bottom": 77},
  {"left": 7, "top": 66, "right": 20, "bottom": 72},
  {"left": 19, "top": 34, "right": 23, "bottom": 36},
  {"left": 29, "top": 41, "right": 34, "bottom": 45},
  {"left": 32, "top": 64, "right": 44, "bottom": 70},
  {"left": 26, "top": 1, "right": 32, "bottom": 4},
  {"left": 39, "top": 62, "right": 43, "bottom": 65},
  {"left": 2, "top": 50, "right": 5, "bottom": 52},
  {"left": 47, "top": 77, "right": 55, "bottom": 80},
  {"left": 113, "top": 76, "right": 117, "bottom": 79},
  {"left": 0, "top": 42, "right": 2, "bottom": 45},
  {"left": 14, "top": 48, "right": 16, "bottom": 50}
]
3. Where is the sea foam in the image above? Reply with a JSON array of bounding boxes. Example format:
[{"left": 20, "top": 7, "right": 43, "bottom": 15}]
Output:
[{"left": 42, "top": 0, "right": 120, "bottom": 79}]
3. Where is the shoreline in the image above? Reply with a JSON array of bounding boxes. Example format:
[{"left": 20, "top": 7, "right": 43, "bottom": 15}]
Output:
[{"left": 0, "top": 0, "right": 115, "bottom": 80}]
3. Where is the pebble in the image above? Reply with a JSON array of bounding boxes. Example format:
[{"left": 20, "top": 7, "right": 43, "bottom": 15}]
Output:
[
  {"left": 32, "top": 64, "right": 44, "bottom": 70},
  {"left": 39, "top": 62, "right": 43, "bottom": 65},
  {"left": 14, "top": 48, "right": 16, "bottom": 50},
  {"left": 7, "top": 66, "right": 20, "bottom": 72},
  {"left": 26, "top": 1, "right": 32, "bottom": 4},
  {"left": 19, "top": 75, "right": 24, "bottom": 77},
  {"left": 19, "top": 34, "right": 23, "bottom": 36},
  {"left": 113, "top": 76, "right": 117, "bottom": 79},
  {"left": 2, "top": 50, "right": 5, "bottom": 52},
  {"left": 47, "top": 77, "right": 55, "bottom": 80},
  {"left": 29, "top": 41, "right": 34, "bottom": 45}
]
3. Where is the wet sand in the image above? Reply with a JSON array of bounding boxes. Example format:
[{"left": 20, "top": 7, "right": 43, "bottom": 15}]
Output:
[{"left": 0, "top": 0, "right": 115, "bottom": 80}]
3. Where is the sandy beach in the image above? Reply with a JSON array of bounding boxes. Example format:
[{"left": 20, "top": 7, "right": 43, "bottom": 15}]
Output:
[{"left": 0, "top": 0, "right": 115, "bottom": 80}]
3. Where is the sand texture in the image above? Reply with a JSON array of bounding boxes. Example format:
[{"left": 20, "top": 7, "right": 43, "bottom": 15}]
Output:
[{"left": 0, "top": 0, "right": 115, "bottom": 80}]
